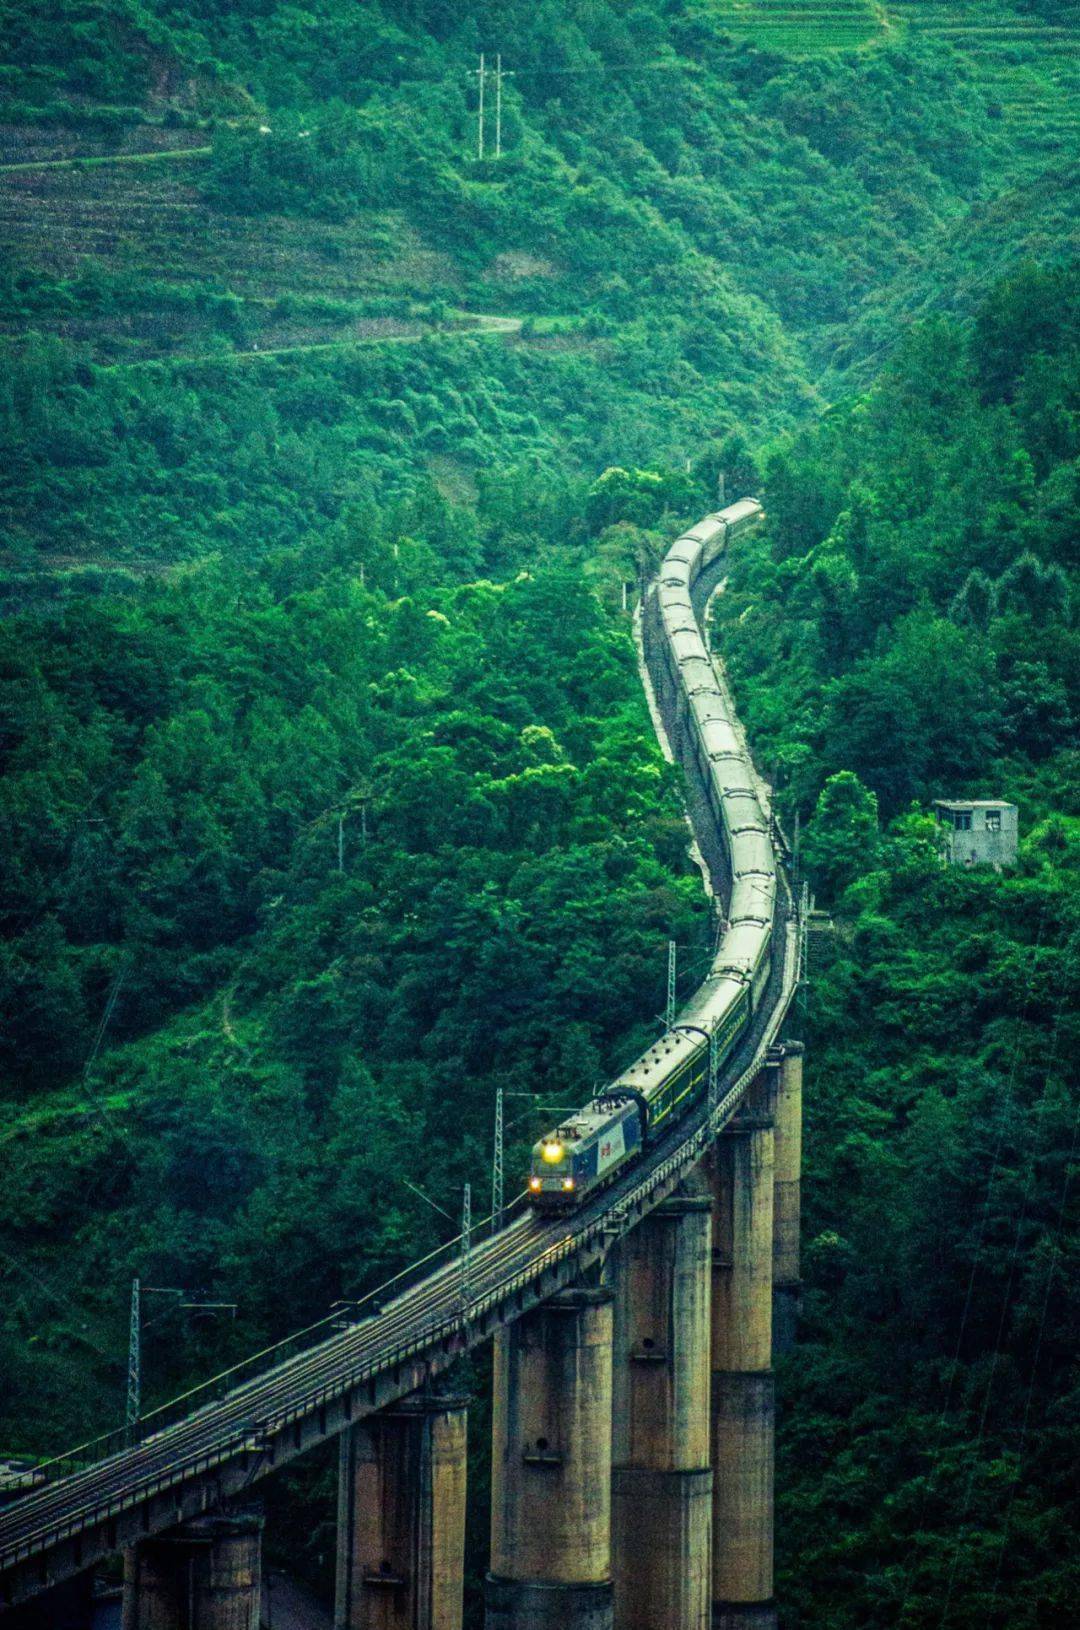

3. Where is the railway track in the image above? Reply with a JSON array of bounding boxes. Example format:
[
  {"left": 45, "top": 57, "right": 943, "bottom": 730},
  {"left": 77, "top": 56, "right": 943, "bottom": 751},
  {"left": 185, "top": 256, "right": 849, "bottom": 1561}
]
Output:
[{"left": 0, "top": 531, "right": 800, "bottom": 1608}]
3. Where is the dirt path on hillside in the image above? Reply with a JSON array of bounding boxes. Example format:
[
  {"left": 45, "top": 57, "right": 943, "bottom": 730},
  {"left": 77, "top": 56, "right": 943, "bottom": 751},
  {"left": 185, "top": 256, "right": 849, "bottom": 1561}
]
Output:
[
  {"left": 100, "top": 313, "right": 524, "bottom": 372},
  {"left": 0, "top": 146, "right": 213, "bottom": 174}
]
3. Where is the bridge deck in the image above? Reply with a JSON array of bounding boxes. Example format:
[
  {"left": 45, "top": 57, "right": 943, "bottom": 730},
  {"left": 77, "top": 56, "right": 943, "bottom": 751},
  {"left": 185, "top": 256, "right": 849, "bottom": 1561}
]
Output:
[{"left": 0, "top": 553, "right": 799, "bottom": 1611}]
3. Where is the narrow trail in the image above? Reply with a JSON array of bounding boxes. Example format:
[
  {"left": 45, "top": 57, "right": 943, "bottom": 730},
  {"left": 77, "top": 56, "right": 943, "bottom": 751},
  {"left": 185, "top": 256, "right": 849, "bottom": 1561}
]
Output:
[
  {"left": 99, "top": 314, "right": 525, "bottom": 373},
  {"left": 0, "top": 147, "right": 212, "bottom": 175}
]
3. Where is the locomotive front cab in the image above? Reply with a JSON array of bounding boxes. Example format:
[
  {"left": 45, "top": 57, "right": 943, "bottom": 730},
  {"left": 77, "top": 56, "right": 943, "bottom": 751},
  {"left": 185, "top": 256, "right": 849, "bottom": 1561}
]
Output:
[
  {"left": 527, "top": 1096, "right": 646, "bottom": 1212},
  {"left": 528, "top": 1124, "right": 585, "bottom": 1211}
]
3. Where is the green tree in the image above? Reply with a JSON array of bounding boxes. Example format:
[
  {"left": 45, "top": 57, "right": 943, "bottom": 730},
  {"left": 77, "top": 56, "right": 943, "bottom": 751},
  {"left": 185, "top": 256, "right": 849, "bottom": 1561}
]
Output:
[{"left": 801, "top": 771, "right": 881, "bottom": 903}]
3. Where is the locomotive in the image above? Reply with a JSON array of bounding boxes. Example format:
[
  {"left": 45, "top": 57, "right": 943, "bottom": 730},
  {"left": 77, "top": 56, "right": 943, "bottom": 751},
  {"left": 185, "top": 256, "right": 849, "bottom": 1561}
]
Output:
[{"left": 528, "top": 499, "right": 773, "bottom": 1212}]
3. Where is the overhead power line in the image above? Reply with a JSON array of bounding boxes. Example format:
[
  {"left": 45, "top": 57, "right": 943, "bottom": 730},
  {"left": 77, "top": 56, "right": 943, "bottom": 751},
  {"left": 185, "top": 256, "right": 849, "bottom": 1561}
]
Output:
[
  {"left": 511, "top": 60, "right": 689, "bottom": 77},
  {"left": 469, "top": 51, "right": 692, "bottom": 158}
]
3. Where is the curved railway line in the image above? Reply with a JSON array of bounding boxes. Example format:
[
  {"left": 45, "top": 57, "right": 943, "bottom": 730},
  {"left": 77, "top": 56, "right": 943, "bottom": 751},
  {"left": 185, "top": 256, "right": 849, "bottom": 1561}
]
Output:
[{"left": 0, "top": 504, "right": 800, "bottom": 1612}]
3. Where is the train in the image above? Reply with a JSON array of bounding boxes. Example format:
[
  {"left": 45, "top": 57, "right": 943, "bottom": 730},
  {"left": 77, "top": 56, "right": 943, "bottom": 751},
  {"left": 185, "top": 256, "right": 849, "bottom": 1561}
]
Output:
[{"left": 528, "top": 498, "right": 775, "bottom": 1212}]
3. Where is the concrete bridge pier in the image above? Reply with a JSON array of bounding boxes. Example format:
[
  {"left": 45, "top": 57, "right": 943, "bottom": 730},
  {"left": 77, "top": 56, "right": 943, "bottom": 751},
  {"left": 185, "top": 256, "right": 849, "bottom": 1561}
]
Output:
[
  {"left": 485, "top": 1287, "right": 615, "bottom": 1630},
  {"left": 610, "top": 1181, "right": 713, "bottom": 1630},
  {"left": 335, "top": 1393, "right": 468, "bottom": 1630},
  {"left": 708, "top": 1088, "right": 776, "bottom": 1630},
  {"left": 121, "top": 1512, "right": 263, "bottom": 1630},
  {"left": 773, "top": 1042, "right": 804, "bottom": 1356}
]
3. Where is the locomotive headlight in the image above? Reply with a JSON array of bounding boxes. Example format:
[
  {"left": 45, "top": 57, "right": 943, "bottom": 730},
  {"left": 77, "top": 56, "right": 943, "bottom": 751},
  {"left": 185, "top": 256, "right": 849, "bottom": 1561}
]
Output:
[
  {"left": 562, "top": 1177, "right": 576, "bottom": 1192},
  {"left": 541, "top": 1140, "right": 565, "bottom": 1164},
  {"left": 529, "top": 1176, "right": 542, "bottom": 1192}
]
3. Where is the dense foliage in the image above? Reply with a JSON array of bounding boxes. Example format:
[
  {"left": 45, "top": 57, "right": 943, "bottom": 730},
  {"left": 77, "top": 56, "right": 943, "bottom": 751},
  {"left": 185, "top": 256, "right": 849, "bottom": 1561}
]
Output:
[
  {"left": 717, "top": 260, "right": 1080, "bottom": 827},
  {"left": 714, "top": 266, "right": 1080, "bottom": 1628},
  {"left": 5, "top": 0, "right": 1068, "bottom": 539},
  {"left": 0, "top": 475, "right": 713, "bottom": 1446},
  {"left": 0, "top": 327, "right": 795, "bottom": 568},
  {"left": 2, "top": 0, "right": 1080, "bottom": 1623}
]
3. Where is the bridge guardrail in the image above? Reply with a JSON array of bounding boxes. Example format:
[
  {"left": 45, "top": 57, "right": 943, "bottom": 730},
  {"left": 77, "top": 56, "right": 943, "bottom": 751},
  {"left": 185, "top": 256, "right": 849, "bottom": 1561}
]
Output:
[
  {"left": 21, "top": 1191, "right": 534, "bottom": 1487},
  {"left": 3, "top": 521, "right": 802, "bottom": 1582}
]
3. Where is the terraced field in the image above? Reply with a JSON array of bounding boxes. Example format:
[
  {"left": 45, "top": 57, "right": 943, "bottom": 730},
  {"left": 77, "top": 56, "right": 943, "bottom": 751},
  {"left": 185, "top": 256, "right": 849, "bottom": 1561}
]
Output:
[
  {"left": 888, "top": 2, "right": 1080, "bottom": 162},
  {"left": 709, "top": 0, "right": 889, "bottom": 53},
  {"left": 3, "top": 1, "right": 1077, "bottom": 377},
  {"left": 708, "top": 0, "right": 1079, "bottom": 167},
  {"left": 0, "top": 121, "right": 215, "bottom": 168},
  {"left": 0, "top": 152, "right": 472, "bottom": 363},
  {"left": 0, "top": 158, "right": 449, "bottom": 298}
]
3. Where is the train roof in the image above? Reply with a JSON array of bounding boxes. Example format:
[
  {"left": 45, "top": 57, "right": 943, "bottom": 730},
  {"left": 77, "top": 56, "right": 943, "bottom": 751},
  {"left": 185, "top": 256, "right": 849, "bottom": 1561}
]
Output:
[
  {"left": 616, "top": 1025, "right": 705, "bottom": 1094},
  {"left": 673, "top": 518, "right": 724, "bottom": 548},
  {"left": 730, "top": 829, "right": 775, "bottom": 876},
  {"left": 676, "top": 969, "right": 750, "bottom": 1032},
  {"left": 714, "top": 919, "right": 771, "bottom": 976},
  {"left": 693, "top": 698, "right": 733, "bottom": 727},
  {"left": 715, "top": 498, "right": 763, "bottom": 528},
  {"left": 729, "top": 871, "right": 776, "bottom": 922}
]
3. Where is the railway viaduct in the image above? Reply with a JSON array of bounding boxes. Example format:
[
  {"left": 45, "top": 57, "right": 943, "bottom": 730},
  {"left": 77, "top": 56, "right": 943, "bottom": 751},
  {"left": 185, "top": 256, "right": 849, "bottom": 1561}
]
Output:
[{"left": 0, "top": 533, "right": 805, "bottom": 1630}]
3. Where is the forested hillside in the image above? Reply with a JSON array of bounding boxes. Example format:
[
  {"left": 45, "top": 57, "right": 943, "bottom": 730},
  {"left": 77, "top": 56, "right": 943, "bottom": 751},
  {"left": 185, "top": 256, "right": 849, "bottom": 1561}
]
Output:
[
  {"left": 0, "top": 463, "right": 721, "bottom": 1438},
  {"left": 3, "top": 0, "right": 1079, "bottom": 578},
  {"left": 714, "top": 262, "right": 1080, "bottom": 1627},
  {"left": 2, "top": 0, "right": 1079, "bottom": 1625}
]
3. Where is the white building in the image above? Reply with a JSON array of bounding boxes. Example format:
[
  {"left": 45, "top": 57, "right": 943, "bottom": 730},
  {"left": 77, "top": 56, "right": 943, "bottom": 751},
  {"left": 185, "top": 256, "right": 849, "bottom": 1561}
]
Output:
[{"left": 934, "top": 800, "right": 1018, "bottom": 868}]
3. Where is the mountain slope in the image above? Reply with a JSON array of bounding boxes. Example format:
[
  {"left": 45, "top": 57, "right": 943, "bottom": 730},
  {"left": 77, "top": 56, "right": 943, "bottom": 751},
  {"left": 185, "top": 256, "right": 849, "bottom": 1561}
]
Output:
[{"left": 2, "top": 4, "right": 1080, "bottom": 1624}]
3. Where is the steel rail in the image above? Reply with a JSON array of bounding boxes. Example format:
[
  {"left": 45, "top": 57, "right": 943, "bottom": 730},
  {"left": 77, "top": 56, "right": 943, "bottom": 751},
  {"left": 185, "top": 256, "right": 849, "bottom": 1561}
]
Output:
[
  {"left": 0, "top": 1218, "right": 543, "bottom": 1551},
  {"left": 0, "top": 968, "right": 796, "bottom": 1583},
  {"left": 0, "top": 518, "right": 799, "bottom": 1599},
  {"left": 19, "top": 1186, "right": 535, "bottom": 1485},
  {"left": 0, "top": 910, "right": 797, "bottom": 1581}
]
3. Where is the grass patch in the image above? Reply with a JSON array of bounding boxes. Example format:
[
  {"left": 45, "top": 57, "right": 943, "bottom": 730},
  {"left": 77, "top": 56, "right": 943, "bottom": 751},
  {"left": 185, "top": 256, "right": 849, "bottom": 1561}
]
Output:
[{"left": 709, "top": 0, "right": 887, "bottom": 53}]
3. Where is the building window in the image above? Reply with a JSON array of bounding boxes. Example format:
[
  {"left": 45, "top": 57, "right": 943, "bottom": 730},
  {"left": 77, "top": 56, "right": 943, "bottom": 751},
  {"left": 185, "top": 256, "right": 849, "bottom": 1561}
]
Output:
[
  {"left": 954, "top": 811, "right": 972, "bottom": 831},
  {"left": 985, "top": 810, "right": 1002, "bottom": 831}
]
